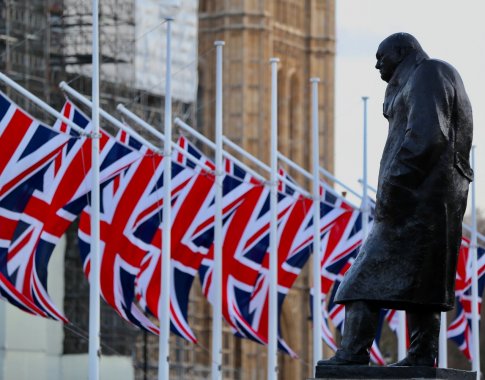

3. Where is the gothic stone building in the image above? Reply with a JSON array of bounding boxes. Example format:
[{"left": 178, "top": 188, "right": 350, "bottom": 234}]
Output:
[
  {"left": 190, "top": 1, "right": 336, "bottom": 379},
  {"left": 0, "top": 1, "right": 335, "bottom": 379}
]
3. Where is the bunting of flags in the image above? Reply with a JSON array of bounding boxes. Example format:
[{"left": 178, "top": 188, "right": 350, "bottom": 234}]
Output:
[{"left": 0, "top": 89, "right": 483, "bottom": 364}]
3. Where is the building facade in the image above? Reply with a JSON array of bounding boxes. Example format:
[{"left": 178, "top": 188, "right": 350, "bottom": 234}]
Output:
[
  {"left": 0, "top": 1, "right": 336, "bottom": 379},
  {"left": 194, "top": 1, "right": 335, "bottom": 378}
]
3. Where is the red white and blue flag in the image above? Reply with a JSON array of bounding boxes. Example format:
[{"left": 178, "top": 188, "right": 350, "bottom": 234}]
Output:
[
  {"left": 6, "top": 100, "right": 138, "bottom": 321},
  {"left": 448, "top": 238, "right": 485, "bottom": 361},
  {"left": 0, "top": 92, "right": 69, "bottom": 317},
  {"left": 447, "top": 301, "right": 473, "bottom": 360},
  {"left": 78, "top": 129, "right": 159, "bottom": 333},
  {"left": 197, "top": 162, "right": 306, "bottom": 354},
  {"left": 197, "top": 159, "right": 266, "bottom": 333},
  {"left": 248, "top": 178, "right": 352, "bottom": 356},
  {"left": 313, "top": 195, "right": 386, "bottom": 365},
  {"left": 132, "top": 136, "right": 216, "bottom": 342}
]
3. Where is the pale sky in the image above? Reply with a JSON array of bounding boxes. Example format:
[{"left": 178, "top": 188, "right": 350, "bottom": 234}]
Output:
[{"left": 335, "top": 0, "right": 485, "bottom": 214}]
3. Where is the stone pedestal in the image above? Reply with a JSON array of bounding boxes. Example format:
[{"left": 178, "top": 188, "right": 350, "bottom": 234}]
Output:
[{"left": 311, "top": 365, "right": 476, "bottom": 380}]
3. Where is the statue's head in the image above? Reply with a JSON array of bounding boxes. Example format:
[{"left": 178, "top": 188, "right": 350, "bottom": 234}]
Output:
[{"left": 375, "top": 33, "right": 424, "bottom": 82}]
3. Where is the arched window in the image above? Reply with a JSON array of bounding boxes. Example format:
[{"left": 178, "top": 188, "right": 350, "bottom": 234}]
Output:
[
  {"left": 196, "top": 68, "right": 204, "bottom": 131},
  {"left": 199, "top": 0, "right": 208, "bottom": 12},
  {"left": 289, "top": 72, "right": 302, "bottom": 166}
]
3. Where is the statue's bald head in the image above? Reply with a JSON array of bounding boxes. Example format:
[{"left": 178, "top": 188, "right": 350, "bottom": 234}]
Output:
[
  {"left": 375, "top": 33, "right": 425, "bottom": 82},
  {"left": 379, "top": 33, "right": 424, "bottom": 55}
]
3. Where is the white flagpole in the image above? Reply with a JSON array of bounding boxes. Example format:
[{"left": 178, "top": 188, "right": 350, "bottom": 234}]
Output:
[
  {"left": 60, "top": 82, "right": 215, "bottom": 171},
  {"left": 158, "top": 16, "right": 173, "bottom": 380},
  {"left": 439, "top": 312, "right": 448, "bottom": 368},
  {"left": 397, "top": 312, "right": 406, "bottom": 360},
  {"left": 310, "top": 78, "right": 323, "bottom": 367},
  {"left": 116, "top": 105, "right": 215, "bottom": 172},
  {"left": 268, "top": 57, "right": 279, "bottom": 380},
  {"left": 0, "top": 74, "right": 86, "bottom": 135},
  {"left": 211, "top": 40, "right": 224, "bottom": 380},
  {"left": 60, "top": 82, "right": 160, "bottom": 152},
  {"left": 278, "top": 152, "right": 359, "bottom": 210},
  {"left": 470, "top": 145, "right": 480, "bottom": 379},
  {"left": 361, "top": 96, "right": 370, "bottom": 238},
  {"left": 88, "top": 0, "right": 101, "bottom": 379},
  {"left": 319, "top": 166, "right": 362, "bottom": 200}
]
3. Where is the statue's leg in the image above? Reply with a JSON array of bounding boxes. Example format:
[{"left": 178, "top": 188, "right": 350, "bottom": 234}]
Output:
[
  {"left": 317, "top": 301, "right": 379, "bottom": 366},
  {"left": 389, "top": 311, "right": 440, "bottom": 367}
]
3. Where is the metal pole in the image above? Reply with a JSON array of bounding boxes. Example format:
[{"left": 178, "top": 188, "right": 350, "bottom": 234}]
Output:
[
  {"left": 116, "top": 105, "right": 213, "bottom": 172},
  {"left": 438, "top": 312, "right": 448, "bottom": 368},
  {"left": 117, "top": 104, "right": 165, "bottom": 140},
  {"left": 223, "top": 137, "right": 311, "bottom": 197},
  {"left": 88, "top": 0, "right": 101, "bottom": 378},
  {"left": 278, "top": 152, "right": 359, "bottom": 210},
  {"left": 361, "top": 96, "right": 369, "bottom": 238},
  {"left": 0, "top": 74, "right": 87, "bottom": 135},
  {"left": 175, "top": 118, "right": 266, "bottom": 182},
  {"left": 211, "top": 40, "right": 224, "bottom": 380},
  {"left": 158, "top": 17, "right": 173, "bottom": 380},
  {"left": 268, "top": 57, "right": 279, "bottom": 380},
  {"left": 310, "top": 78, "right": 323, "bottom": 367},
  {"left": 470, "top": 146, "right": 480, "bottom": 378},
  {"left": 397, "top": 311, "right": 407, "bottom": 360},
  {"left": 319, "top": 166, "right": 362, "bottom": 199},
  {"left": 175, "top": 117, "right": 309, "bottom": 195},
  {"left": 60, "top": 82, "right": 160, "bottom": 152}
]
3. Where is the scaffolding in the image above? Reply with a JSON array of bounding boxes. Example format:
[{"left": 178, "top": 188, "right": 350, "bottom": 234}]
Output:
[
  {"left": 0, "top": 0, "right": 53, "bottom": 116},
  {"left": 0, "top": 1, "right": 196, "bottom": 376},
  {"left": 62, "top": 0, "right": 135, "bottom": 88}
]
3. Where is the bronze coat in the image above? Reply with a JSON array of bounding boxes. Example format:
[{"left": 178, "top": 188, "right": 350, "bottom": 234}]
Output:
[{"left": 335, "top": 51, "right": 473, "bottom": 311}]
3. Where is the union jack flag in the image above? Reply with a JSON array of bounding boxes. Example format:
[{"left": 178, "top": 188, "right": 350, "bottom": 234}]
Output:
[
  {"left": 197, "top": 162, "right": 307, "bottom": 355},
  {"left": 455, "top": 240, "right": 485, "bottom": 318},
  {"left": 81, "top": 132, "right": 198, "bottom": 339},
  {"left": 196, "top": 159, "right": 268, "bottom": 336},
  {"left": 132, "top": 136, "right": 216, "bottom": 342},
  {"left": 207, "top": 168, "right": 271, "bottom": 343},
  {"left": 78, "top": 129, "right": 159, "bottom": 333},
  {"left": 313, "top": 195, "right": 386, "bottom": 364},
  {"left": 447, "top": 238, "right": 485, "bottom": 361},
  {"left": 6, "top": 100, "right": 139, "bottom": 321},
  {"left": 248, "top": 178, "right": 353, "bottom": 356},
  {"left": 319, "top": 196, "right": 376, "bottom": 294},
  {"left": 0, "top": 92, "right": 70, "bottom": 317},
  {"left": 280, "top": 181, "right": 349, "bottom": 297},
  {"left": 447, "top": 300, "right": 472, "bottom": 361}
]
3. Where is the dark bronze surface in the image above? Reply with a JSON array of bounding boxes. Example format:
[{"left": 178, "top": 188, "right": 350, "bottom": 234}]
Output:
[
  {"left": 318, "top": 32, "right": 474, "bottom": 369},
  {"left": 336, "top": 32, "right": 473, "bottom": 311}
]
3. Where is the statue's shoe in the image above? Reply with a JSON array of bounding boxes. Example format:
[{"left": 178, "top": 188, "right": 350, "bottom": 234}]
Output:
[
  {"left": 317, "top": 350, "right": 369, "bottom": 366},
  {"left": 388, "top": 357, "right": 434, "bottom": 367}
]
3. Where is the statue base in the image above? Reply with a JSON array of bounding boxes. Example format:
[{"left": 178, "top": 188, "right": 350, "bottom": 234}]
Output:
[{"left": 312, "top": 365, "right": 475, "bottom": 379}]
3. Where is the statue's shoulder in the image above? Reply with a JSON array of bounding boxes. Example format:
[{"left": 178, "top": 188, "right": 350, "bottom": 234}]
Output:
[
  {"left": 422, "top": 58, "right": 459, "bottom": 74},
  {"left": 415, "top": 58, "right": 460, "bottom": 82}
]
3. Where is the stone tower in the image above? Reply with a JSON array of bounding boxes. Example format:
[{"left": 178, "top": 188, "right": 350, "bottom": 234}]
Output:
[{"left": 195, "top": 1, "right": 336, "bottom": 379}]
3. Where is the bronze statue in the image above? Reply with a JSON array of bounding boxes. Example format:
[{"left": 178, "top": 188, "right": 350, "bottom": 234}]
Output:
[{"left": 319, "top": 32, "right": 474, "bottom": 367}]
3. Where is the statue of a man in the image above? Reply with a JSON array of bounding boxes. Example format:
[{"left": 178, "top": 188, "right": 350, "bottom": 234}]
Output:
[{"left": 319, "top": 32, "right": 474, "bottom": 367}]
